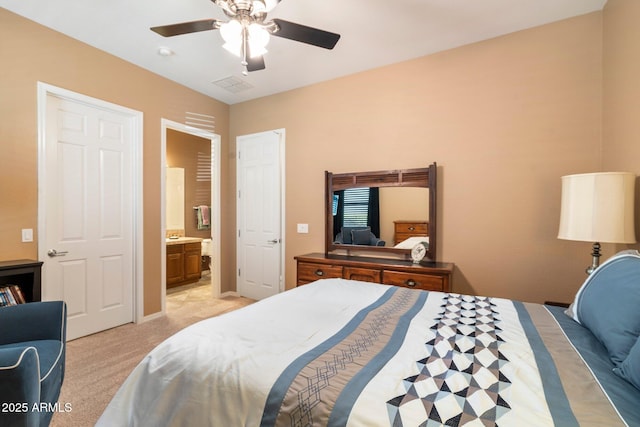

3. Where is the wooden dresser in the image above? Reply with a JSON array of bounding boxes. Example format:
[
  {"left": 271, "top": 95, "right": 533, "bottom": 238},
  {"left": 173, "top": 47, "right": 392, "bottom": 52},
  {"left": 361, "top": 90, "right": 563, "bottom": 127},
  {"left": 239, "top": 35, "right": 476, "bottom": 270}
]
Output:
[
  {"left": 394, "top": 220, "right": 428, "bottom": 245},
  {"left": 295, "top": 253, "right": 453, "bottom": 292}
]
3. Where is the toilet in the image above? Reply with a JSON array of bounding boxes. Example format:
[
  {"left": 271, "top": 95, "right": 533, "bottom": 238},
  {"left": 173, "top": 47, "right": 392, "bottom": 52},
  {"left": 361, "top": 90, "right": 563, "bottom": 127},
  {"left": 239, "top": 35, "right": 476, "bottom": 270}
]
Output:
[{"left": 201, "top": 238, "right": 213, "bottom": 271}]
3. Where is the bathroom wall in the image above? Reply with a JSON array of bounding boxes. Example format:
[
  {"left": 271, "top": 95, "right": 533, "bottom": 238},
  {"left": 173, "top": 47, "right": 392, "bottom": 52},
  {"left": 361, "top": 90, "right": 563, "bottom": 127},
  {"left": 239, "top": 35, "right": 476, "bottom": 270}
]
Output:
[{"left": 166, "top": 129, "right": 212, "bottom": 239}]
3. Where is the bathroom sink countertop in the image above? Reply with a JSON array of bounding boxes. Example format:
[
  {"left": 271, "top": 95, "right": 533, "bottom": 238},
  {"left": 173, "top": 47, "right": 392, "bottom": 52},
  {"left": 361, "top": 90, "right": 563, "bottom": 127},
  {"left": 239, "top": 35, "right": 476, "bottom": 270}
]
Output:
[{"left": 165, "top": 237, "right": 203, "bottom": 245}]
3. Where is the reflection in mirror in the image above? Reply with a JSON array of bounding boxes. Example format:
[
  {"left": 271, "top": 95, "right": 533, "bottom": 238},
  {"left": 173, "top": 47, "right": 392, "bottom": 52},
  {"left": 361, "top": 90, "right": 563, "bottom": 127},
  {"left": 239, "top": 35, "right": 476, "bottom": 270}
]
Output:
[
  {"left": 331, "top": 187, "right": 429, "bottom": 247},
  {"left": 380, "top": 187, "right": 428, "bottom": 245},
  {"left": 166, "top": 167, "right": 185, "bottom": 231},
  {"left": 325, "top": 164, "right": 437, "bottom": 261}
]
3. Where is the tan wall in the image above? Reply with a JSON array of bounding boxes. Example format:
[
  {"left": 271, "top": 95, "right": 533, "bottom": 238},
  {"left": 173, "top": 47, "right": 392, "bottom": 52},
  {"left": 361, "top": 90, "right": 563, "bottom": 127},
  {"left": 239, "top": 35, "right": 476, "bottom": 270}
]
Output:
[
  {"left": 602, "top": 0, "right": 640, "bottom": 251},
  {"left": 0, "top": 9, "right": 230, "bottom": 315},
  {"left": 230, "top": 13, "right": 604, "bottom": 304},
  {"left": 4, "top": 5, "right": 635, "bottom": 310}
]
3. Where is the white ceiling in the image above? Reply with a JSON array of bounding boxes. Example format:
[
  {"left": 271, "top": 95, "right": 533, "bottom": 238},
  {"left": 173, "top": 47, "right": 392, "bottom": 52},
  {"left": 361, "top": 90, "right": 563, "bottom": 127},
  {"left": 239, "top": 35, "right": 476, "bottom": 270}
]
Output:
[{"left": 1, "top": 0, "right": 606, "bottom": 105}]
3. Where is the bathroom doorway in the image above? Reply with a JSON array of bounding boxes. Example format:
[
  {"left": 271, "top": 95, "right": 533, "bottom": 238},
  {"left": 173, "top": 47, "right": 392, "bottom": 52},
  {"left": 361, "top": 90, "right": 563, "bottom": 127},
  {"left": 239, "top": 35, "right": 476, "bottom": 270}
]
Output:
[{"left": 160, "top": 119, "right": 221, "bottom": 313}]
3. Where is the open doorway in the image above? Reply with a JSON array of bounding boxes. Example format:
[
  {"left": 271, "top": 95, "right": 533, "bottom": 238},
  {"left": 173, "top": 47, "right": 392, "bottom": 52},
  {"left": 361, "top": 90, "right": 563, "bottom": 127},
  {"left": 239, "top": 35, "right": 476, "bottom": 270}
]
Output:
[{"left": 160, "top": 119, "right": 221, "bottom": 313}]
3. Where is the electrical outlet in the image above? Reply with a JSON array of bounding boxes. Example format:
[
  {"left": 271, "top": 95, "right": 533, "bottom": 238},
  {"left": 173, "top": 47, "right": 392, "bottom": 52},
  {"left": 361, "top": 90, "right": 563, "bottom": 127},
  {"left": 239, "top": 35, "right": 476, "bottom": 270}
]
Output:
[
  {"left": 297, "top": 223, "right": 309, "bottom": 234},
  {"left": 22, "top": 229, "right": 33, "bottom": 242}
]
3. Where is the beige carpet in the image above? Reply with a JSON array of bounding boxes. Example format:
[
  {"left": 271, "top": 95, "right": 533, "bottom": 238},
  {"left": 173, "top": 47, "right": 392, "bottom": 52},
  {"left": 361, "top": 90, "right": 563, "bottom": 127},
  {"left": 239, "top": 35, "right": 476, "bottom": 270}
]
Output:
[{"left": 50, "top": 278, "right": 253, "bottom": 427}]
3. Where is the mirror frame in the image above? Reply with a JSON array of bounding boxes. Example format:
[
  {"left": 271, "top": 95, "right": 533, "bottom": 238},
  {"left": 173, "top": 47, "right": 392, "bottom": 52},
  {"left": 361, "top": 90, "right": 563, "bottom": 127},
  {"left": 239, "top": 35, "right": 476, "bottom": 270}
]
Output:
[{"left": 325, "top": 163, "right": 437, "bottom": 261}]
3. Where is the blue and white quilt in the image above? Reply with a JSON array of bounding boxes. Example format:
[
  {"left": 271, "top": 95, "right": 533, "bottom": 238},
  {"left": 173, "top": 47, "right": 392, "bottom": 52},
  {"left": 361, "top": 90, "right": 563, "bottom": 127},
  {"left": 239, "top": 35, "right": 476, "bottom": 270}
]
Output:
[{"left": 98, "top": 279, "right": 640, "bottom": 426}]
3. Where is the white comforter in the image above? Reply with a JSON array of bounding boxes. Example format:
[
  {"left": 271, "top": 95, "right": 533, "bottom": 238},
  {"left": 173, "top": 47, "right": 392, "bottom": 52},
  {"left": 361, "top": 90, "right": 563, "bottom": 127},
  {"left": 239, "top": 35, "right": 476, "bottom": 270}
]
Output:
[{"left": 97, "top": 279, "right": 600, "bottom": 427}]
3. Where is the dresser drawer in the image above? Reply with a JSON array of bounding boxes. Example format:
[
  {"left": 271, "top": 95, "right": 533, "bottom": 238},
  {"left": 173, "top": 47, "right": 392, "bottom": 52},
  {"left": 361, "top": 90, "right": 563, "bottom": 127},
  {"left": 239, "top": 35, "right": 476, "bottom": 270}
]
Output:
[
  {"left": 344, "top": 267, "right": 381, "bottom": 283},
  {"left": 395, "top": 222, "right": 427, "bottom": 234},
  {"left": 382, "top": 270, "right": 445, "bottom": 291},
  {"left": 297, "top": 262, "right": 343, "bottom": 284}
]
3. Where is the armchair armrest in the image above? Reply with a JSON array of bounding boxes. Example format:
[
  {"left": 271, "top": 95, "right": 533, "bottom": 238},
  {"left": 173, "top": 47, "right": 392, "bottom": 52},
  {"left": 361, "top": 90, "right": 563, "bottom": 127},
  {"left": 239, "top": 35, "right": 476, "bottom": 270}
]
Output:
[
  {"left": 0, "top": 301, "right": 66, "bottom": 346},
  {"left": 0, "top": 346, "right": 41, "bottom": 427}
]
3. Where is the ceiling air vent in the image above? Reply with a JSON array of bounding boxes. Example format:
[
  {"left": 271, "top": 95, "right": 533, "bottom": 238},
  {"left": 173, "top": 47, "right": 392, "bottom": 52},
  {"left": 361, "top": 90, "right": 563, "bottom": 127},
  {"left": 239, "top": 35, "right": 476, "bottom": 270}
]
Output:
[{"left": 212, "top": 76, "right": 253, "bottom": 93}]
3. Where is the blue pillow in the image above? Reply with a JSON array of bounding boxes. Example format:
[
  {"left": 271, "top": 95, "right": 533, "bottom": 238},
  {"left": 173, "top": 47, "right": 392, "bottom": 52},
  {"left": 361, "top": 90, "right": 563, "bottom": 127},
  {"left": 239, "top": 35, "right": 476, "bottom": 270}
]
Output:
[
  {"left": 615, "top": 336, "right": 640, "bottom": 390},
  {"left": 565, "top": 250, "right": 640, "bottom": 366}
]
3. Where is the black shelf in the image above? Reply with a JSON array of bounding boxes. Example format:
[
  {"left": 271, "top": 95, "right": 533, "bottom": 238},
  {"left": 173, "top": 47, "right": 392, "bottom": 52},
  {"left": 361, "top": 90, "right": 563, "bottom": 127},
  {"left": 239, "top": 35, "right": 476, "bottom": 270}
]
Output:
[{"left": 0, "top": 259, "right": 43, "bottom": 303}]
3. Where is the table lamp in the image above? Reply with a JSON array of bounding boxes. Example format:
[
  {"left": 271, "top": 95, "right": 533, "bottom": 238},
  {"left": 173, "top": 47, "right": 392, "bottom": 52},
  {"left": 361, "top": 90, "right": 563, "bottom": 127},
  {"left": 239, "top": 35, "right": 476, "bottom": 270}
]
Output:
[{"left": 558, "top": 172, "right": 637, "bottom": 274}]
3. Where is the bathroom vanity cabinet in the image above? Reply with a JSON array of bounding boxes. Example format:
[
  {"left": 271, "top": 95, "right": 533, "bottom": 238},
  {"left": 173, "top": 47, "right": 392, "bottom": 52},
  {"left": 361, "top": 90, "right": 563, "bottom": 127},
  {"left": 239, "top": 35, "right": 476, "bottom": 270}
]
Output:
[{"left": 166, "top": 240, "right": 202, "bottom": 288}]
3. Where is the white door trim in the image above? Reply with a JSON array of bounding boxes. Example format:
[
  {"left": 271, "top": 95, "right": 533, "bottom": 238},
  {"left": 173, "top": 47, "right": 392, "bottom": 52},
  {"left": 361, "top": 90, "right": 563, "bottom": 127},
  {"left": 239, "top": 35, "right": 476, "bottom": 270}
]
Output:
[
  {"left": 236, "top": 128, "right": 286, "bottom": 296},
  {"left": 160, "top": 119, "right": 222, "bottom": 314},
  {"left": 36, "top": 82, "right": 144, "bottom": 324}
]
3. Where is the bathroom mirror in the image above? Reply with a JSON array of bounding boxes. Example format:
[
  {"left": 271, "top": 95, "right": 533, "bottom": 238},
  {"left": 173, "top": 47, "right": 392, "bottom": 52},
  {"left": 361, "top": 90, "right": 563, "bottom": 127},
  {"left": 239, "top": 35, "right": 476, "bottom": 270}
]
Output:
[
  {"left": 325, "top": 163, "right": 437, "bottom": 261},
  {"left": 166, "top": 167, "right": 185, "bottom": 231}
]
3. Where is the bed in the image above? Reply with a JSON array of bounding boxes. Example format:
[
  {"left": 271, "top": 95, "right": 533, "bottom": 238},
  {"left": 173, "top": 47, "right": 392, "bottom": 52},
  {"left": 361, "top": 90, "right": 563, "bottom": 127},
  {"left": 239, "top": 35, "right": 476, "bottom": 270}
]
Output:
[{"left": 98, "top": 251, "right": 640, "bottom": 426}]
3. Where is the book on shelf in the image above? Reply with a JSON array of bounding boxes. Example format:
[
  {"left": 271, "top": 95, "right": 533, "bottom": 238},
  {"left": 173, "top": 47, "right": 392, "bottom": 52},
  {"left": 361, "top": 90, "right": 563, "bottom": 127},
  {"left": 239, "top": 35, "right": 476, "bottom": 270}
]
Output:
[{"left": 0, "top": 285, "right": 27, "bottom": 306}]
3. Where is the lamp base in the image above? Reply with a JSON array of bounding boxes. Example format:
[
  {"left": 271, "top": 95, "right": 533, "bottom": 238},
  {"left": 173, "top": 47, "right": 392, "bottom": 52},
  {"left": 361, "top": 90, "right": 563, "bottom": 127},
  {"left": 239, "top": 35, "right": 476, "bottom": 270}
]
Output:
[{"left": 585, "top": 242, "right": 601, "bottom": 275}]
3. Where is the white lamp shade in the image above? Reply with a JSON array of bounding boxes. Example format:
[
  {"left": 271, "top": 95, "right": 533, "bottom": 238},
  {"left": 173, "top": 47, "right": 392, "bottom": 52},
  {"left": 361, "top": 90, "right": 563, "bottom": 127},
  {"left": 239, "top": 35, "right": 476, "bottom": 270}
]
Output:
[{"left": 558, "top": 172, "right": 637, "bottom": 244}]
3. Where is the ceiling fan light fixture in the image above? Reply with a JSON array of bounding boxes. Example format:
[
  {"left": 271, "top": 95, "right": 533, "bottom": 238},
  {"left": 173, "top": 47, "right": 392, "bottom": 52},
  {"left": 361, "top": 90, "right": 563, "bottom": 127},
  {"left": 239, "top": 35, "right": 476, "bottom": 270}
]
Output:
[
  {"left": 252, "top": 0, "right": 278, "bottom": 14},
  {"left": 220, "top": 19, "right": 243, "bottom": 56},
  {"left": 222, "top": 41, "right": 240, "bottom": 57},
  {"left": 248, "top": 23, "right": 270, "bottom": 52},
  {"left": 220, "top": 19, "right": 242, "bottom": 44},
  {"left": 151, "top": 0, "right": 341, "bottom": 73},
  {"left": 220, "top": 20, "right": 270, "bottom": 58}
]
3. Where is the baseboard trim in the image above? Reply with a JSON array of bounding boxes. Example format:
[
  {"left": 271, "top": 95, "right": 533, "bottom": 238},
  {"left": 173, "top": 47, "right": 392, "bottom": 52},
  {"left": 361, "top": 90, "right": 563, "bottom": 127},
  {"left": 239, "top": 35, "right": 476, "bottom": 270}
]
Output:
[
  {"left": 220, "top": 291, "right": 240, "bottom": 298},
  {"left": 140, "top": 310, "right": 165, "bottom": 323}
]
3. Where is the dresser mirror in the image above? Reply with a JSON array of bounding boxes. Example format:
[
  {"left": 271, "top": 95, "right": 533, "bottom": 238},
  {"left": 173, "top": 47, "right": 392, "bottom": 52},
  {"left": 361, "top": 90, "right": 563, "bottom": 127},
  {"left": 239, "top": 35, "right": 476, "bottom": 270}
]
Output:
[{"left": 325, "top": 163, "right": 437, "bottom": 261}]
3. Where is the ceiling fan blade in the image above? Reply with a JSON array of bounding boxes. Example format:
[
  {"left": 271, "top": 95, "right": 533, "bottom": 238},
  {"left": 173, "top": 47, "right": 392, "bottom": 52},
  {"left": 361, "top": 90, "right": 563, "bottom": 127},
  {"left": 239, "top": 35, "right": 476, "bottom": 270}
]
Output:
[
  {"left": 151, "top": 19, "right": 219, "bottom": 37},
  {"left": 271, "top": 19, "right": 340, "bottom": 49},
  {"left": 246, "top": 55, "right": 266, "bottom": 72}
]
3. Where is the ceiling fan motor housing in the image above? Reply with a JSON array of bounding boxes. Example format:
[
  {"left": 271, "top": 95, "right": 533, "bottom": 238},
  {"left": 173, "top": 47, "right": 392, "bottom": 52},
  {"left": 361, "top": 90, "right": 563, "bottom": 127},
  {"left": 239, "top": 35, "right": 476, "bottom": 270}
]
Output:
[{"left": 216, "top": 0, "right": 277, "bottom": 17}]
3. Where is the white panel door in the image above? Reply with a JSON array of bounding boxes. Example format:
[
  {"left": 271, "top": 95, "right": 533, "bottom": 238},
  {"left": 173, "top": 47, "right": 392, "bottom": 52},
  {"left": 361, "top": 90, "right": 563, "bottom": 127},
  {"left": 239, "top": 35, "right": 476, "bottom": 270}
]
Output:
[
  {"left": 237, "top": 130, "right": 284, "bottom": 300},
  {"left": 43, "top": 94, "right": 134, "bottom": 340}
]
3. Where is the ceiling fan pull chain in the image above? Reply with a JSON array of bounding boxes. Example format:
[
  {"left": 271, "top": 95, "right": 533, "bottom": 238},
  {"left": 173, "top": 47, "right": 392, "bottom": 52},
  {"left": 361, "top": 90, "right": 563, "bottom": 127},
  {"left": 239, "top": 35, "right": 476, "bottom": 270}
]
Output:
[{"left": 241, "top": 25, "right": 249, "bottom": 75}]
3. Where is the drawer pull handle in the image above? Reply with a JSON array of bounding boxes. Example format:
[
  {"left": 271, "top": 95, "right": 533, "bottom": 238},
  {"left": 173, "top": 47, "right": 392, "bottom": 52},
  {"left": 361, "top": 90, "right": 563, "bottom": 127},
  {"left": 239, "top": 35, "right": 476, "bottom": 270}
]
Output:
[
  {"left": 405, "top": 279, "right": 417, "bottom": 287},
  {"left": 315, "top": 270, "right": 324, "bottom": 277},
  {"left": 408, "top": 227, "right": 415, "bottom": 231}
]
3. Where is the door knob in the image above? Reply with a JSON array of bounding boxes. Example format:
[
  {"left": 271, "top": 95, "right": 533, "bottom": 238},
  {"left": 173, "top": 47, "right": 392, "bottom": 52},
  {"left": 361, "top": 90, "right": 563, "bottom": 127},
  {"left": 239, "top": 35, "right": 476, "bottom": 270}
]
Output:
[
  {"left": 267, "top": 239, "right": 281, "bottom": 244},
  {"left": 47, "top": 249, "right": 68, "bottom": 257}
]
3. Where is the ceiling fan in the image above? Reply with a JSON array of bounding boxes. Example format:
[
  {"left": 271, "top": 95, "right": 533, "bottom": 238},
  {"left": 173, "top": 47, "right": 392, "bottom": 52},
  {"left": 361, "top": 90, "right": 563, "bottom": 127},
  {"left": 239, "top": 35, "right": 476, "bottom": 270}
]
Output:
[{"left": 151, "top": 0, "right": 341, "bottom": 75}]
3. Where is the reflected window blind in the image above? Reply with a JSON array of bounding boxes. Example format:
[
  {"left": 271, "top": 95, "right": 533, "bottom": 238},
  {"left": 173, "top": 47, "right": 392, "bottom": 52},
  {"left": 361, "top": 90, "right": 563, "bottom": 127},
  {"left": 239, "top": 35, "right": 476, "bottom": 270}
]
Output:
[
  {"left": 195, "top": 150, "right": 211, "bottom": 205},
  {"left": 342, "top": 188, "right": 369, "bottom": 227}
]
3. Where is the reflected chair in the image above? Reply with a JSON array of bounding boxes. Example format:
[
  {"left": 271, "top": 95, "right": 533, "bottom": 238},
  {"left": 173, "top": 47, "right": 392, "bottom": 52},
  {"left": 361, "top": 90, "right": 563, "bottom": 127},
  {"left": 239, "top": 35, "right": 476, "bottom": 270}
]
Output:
[{"left": 334, "top": 226, "right": 385, "bottom": 246}]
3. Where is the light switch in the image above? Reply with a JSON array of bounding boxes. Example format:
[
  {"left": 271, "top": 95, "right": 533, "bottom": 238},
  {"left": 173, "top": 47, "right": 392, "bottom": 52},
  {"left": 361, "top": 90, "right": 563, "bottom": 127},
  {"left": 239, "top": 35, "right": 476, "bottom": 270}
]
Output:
[
  {"left": 297, "top": 223, "right": 309, "bottom": 234},
  {"left": 22, "top": 228, "right": 33, "bottom": 242}
]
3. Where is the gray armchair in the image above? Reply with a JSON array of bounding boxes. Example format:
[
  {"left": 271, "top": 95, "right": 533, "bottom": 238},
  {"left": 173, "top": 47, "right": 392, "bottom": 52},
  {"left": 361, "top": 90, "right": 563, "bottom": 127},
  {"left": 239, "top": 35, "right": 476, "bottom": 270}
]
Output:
[
  {"left": 334, "top": 226, "right": 385, "bottom": 246},
  {"left": 0, "top": 301, "right": 67, "bottom": 427}
]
